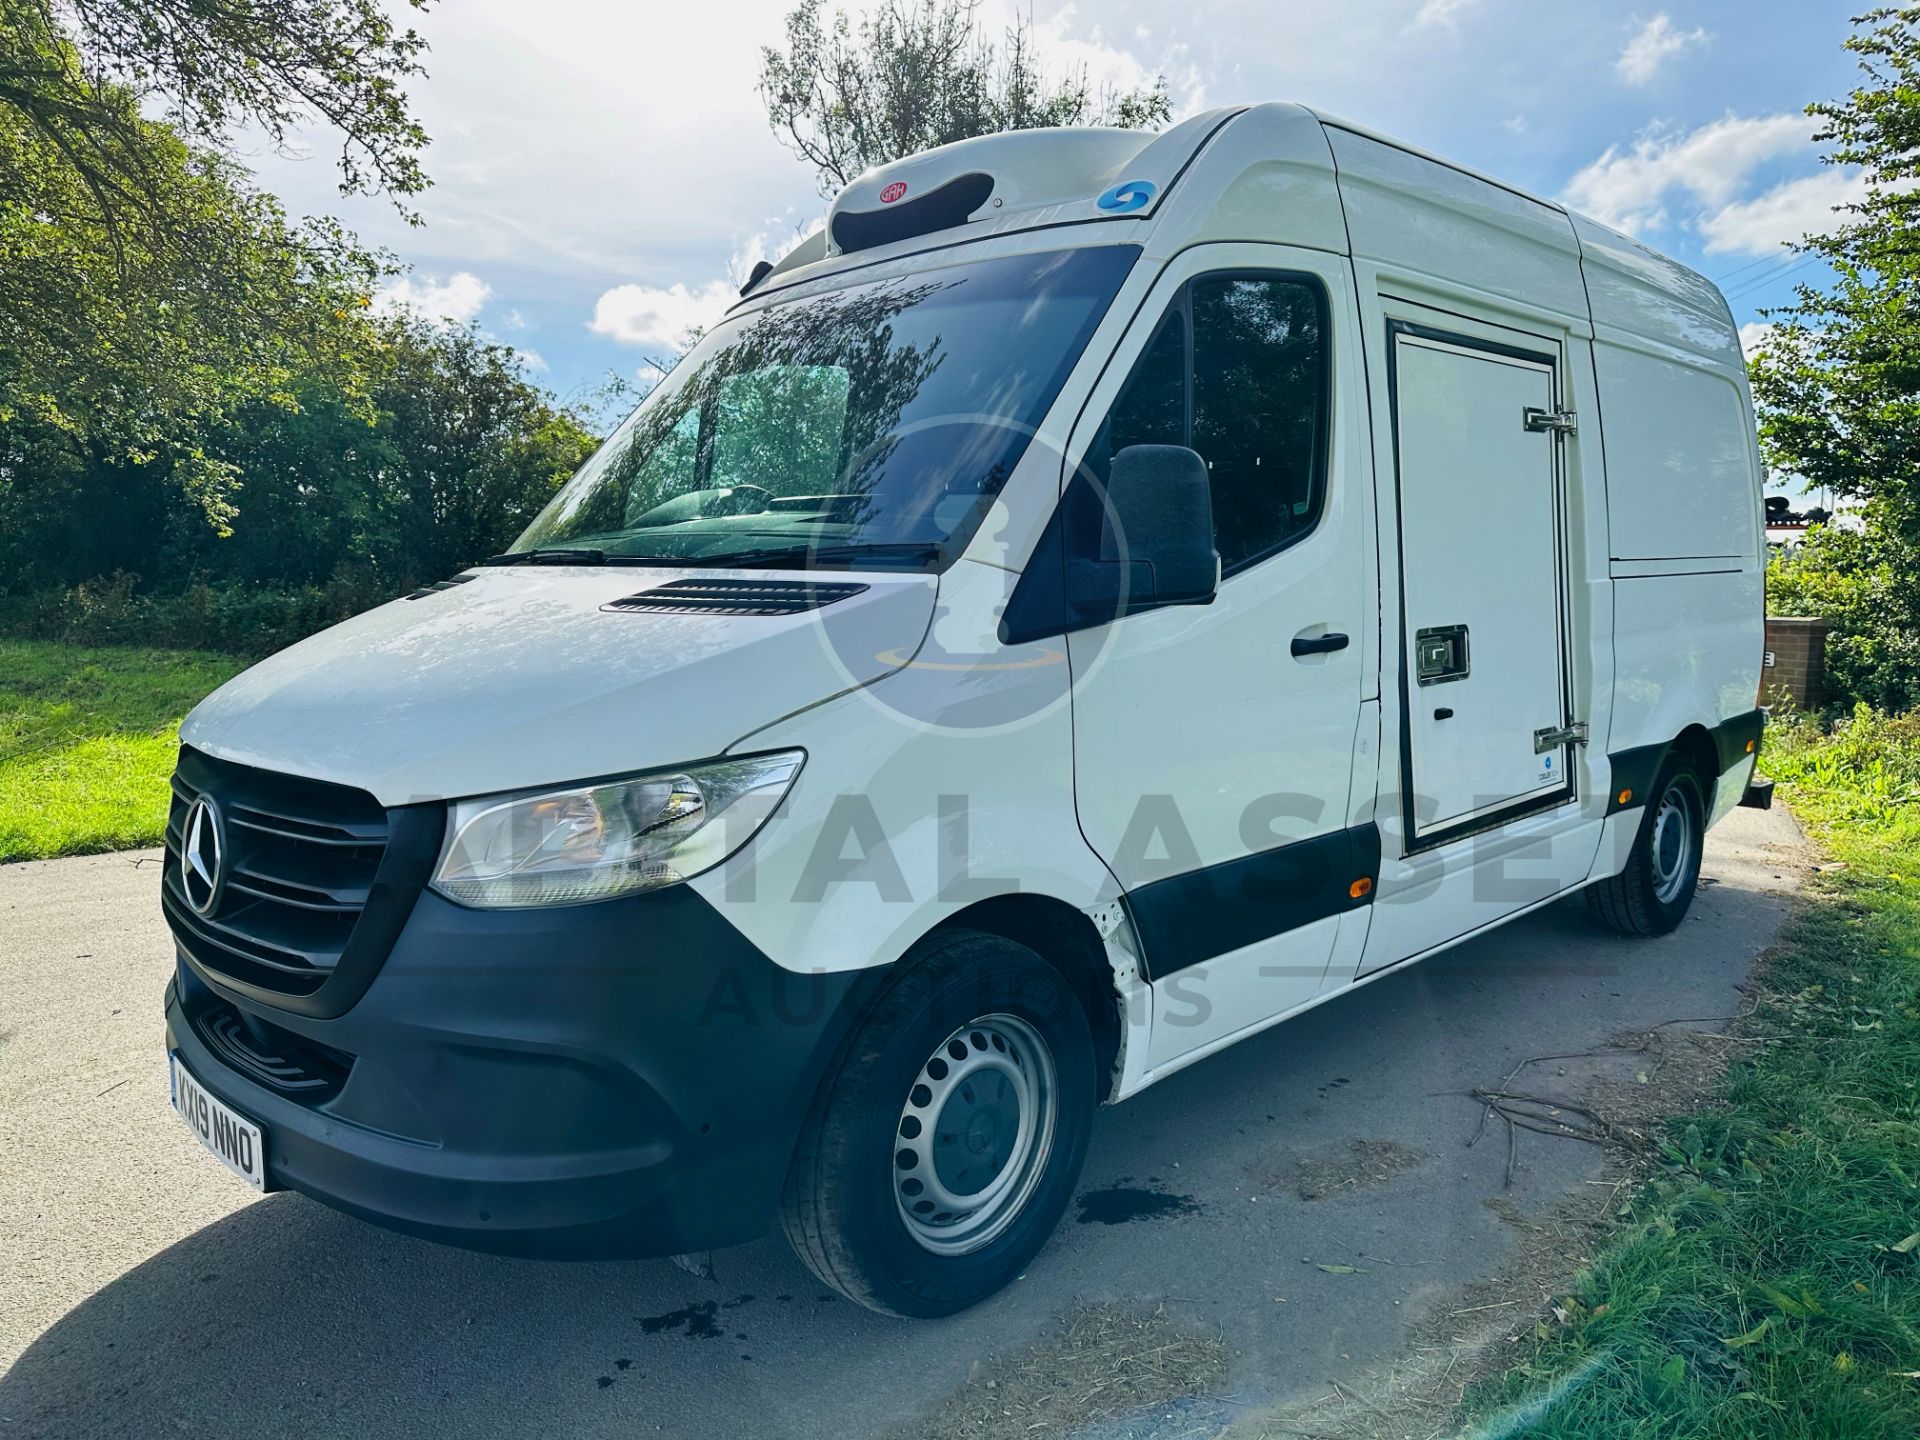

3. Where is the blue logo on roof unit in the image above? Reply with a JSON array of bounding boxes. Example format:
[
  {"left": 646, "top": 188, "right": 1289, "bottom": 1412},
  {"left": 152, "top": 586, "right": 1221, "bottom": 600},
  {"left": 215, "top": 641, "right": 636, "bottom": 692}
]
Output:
[{"left": 1096, "top": 179, "right": 1157, "bottom": 214}]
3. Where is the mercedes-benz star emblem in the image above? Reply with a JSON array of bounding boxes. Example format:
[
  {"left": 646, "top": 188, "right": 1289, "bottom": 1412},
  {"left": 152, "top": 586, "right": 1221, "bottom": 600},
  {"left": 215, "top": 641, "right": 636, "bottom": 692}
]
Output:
[{"left": 181, "top": 796, "right": 227, "bottom": 917}]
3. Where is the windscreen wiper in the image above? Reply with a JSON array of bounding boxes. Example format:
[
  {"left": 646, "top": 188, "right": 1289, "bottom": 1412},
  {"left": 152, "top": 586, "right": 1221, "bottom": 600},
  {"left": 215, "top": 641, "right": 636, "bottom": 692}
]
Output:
[
  {"left": 691, "top": 541, "right": 946, "bottom": 570},
  {"left": 480, "top": 548, "right": 704, "bottom": 568},
  {"left": 480, "top": 547, "right": 609, "bottom": 566}
]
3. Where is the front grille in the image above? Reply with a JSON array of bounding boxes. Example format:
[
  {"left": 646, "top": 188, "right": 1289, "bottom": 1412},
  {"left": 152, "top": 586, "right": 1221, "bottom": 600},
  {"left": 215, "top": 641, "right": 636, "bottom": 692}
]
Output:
[
  {"left": 164, "top": 749, "right": 392, "bottom": 998},
  {"left": 602, "top": 578, "right": 868, "bottom": 616}
]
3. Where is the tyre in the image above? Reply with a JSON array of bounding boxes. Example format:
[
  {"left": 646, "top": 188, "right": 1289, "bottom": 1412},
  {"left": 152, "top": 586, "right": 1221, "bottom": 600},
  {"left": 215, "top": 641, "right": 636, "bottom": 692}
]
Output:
[
  {"left": 1587, "top": 756, "right": 1708, "bottom": 937},
  {"left": 780, "top": 928, "right": 1096, "bottom": 1317}
]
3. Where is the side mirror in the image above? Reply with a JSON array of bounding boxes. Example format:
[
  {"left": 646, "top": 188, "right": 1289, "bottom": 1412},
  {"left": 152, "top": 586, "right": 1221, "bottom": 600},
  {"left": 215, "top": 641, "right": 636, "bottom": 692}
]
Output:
[{"left": 1067, "top": 444, "right": 1219, "bottom": 619}]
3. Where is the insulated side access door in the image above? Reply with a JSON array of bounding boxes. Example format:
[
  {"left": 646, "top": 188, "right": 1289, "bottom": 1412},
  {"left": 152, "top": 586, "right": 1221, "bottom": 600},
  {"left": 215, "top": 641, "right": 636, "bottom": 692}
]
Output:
[{"left": 1392, "top": 325, "right": 1574, "bottom": 845}]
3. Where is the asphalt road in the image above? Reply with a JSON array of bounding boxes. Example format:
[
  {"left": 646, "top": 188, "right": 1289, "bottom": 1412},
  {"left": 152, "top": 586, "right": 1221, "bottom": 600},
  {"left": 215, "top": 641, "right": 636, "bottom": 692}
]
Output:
[{"left": 1, "top": 806, "right": 1806, "bottom": 1439}]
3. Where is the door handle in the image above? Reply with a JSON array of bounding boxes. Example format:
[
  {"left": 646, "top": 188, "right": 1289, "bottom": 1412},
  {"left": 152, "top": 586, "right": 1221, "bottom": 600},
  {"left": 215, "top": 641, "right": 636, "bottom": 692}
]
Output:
[{"left": 1290, "top": 631, "right": 1350, "bottom": 657}]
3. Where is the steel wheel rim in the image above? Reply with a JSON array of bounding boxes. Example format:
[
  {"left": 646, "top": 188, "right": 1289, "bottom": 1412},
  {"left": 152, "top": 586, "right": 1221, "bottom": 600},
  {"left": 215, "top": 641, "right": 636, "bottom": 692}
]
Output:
[
  {"left": 1651, "top": 783, "right": 1695, "bottom": 903},
  {"left": 893, "top": 1013, "right": 1058, "bottom": 1256}
]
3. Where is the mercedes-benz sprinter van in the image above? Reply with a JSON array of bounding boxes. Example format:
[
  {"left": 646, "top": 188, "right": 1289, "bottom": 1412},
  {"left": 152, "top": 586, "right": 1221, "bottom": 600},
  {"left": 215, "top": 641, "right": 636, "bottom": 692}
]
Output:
[{"left": 162, "top": 104, "right": 1768, "bottom": 1317}]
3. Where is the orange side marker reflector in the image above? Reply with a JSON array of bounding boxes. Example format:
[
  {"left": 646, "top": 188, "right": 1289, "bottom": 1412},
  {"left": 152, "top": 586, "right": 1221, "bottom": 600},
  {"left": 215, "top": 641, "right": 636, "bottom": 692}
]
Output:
[
  {"left": 1350, "top": 877, "right": 1373, "bottom": 899},
  {"left": 1617, "top": 788, "right": 1633, "bottom": 806},
  {"left": 1746, "top": 739, "right": 1756, "bottom": 753}
]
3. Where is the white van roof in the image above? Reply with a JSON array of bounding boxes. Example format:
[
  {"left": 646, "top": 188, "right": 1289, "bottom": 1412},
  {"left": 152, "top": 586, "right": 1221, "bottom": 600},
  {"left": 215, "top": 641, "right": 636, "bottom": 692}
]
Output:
[{"left": 740, "top": 103, "right": 1740, "bottom": 374}]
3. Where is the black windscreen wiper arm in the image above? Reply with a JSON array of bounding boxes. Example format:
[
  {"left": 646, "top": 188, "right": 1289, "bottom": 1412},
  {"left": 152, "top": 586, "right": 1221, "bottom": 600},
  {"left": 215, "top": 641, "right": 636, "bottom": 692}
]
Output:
[
  {"left": 480, "top": 547, "right": 609, "bottom": 566},
  {"left": 693, "top": 541, "right": 946, "bottom": 569}
]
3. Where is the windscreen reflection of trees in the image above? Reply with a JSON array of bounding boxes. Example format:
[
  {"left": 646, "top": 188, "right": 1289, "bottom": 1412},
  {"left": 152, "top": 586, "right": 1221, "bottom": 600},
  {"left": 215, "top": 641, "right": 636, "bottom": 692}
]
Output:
[
  {"left": 529, "top": 281, "right": 949, "bottom": 550},
  {"left": 517, "top": 249, "right": 1137, "bottom": 561}
]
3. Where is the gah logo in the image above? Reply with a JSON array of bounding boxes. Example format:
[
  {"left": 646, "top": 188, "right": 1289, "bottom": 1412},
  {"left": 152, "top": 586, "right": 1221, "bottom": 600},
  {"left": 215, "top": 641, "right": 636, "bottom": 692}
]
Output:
[
  {"left": 879, "top": 181, "right": 909, "bottom": 204},
  {"left": 1096, "top": 179, "right": 1156, "bottom": 214}
]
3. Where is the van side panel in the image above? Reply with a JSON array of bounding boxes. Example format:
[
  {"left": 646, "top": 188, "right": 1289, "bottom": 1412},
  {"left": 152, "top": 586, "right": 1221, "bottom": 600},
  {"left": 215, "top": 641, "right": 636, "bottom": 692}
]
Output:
[
  {"left": 1574, "top": 216, "right": 1764, "bottom": 563},
  {"left": 1609, "top": 569, "right": 1765, "bottom": 760},
  {"left": 1573, "top": 215, "right": 1765, "bottom": 763},
  {"left": 1322, "top": 128, "right": 1609, "bottom": 975},
  {"left": 1145, "top": 103, "right": 1348, "bottom": 259},
  {"left": 1590, "top": 348, "right": 1758, "bottom": 559},
  {"left": 1322, "top": 124, "right": 1589, "bottom": 321}
]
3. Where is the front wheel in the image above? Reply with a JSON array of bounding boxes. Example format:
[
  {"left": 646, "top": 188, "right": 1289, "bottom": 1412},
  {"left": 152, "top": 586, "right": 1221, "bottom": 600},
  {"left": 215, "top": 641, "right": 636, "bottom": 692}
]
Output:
[
  {"left": 1588, "top": 758, "right": 1707, "bottom": 936},
  {"left": 780, "top": 929, "right": 1096, "bottom": 1317}
]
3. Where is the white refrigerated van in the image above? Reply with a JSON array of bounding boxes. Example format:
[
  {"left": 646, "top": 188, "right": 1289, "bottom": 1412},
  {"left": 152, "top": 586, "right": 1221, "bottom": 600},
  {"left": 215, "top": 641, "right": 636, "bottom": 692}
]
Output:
[{"left": 162, "top": 104, "right": 1768, "bottom": 1317}]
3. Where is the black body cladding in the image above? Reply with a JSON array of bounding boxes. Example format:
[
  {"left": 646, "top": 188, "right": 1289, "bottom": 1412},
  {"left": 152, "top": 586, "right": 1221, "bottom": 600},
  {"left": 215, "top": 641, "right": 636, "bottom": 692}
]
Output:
[
  {"left": 1127, "top": 823, "right": 1381, "bottom": 980},
  {"left": 1604, "top": 708, "right": 1767, "bottom": 815},
  {"left": 167, "top": 870, "right": 882, "bottom": 1258}
]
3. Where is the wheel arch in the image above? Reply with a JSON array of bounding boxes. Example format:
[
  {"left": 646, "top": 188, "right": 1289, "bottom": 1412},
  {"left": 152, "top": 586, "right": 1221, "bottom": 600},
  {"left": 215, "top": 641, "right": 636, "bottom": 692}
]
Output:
[
  {"left": 931, "top": 894, "right": 1124, "bottom": 1103},
  {"left": 1670, "top": 722, "right": 1719, "bottom": 807}
]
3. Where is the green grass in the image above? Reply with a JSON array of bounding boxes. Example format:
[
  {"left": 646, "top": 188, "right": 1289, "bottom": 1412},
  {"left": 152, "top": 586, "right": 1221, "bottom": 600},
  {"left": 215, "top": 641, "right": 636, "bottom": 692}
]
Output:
[
  {"left": 1459, "top": 706, "right": 1920, "bottom": 1438},
  {"left": 0, "top": 640, "right": 245, "bottom": 862}
]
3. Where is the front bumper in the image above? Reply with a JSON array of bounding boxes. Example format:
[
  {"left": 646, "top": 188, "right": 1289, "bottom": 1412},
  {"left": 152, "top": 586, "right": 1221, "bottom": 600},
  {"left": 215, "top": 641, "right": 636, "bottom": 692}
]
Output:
[{"left": 167, "top": 885, "right": 877, "bottom": 1258}]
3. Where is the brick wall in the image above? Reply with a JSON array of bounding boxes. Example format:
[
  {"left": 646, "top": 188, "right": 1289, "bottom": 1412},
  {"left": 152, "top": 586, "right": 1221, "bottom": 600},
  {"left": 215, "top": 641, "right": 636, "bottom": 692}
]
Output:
[{"left": 1764, "top": 616, "right": 1828, "bottom": 710}]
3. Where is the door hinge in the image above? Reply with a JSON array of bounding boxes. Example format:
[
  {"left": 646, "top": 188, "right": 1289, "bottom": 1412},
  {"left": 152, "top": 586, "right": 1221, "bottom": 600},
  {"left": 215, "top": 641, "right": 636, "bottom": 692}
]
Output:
[
  {"left": 1534, "top": 721, "right": 1589, "bottom": 753},
  {"left": 1523, "top": 406, "right": 1578, "bottom": 436}
]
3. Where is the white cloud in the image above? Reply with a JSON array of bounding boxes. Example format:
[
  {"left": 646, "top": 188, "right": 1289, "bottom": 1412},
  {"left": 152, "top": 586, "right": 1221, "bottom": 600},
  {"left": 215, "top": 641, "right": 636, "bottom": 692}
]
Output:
[
  {"left": 589, "top": 279, "right": 739, "bottom": 350},
  {"left": 1016, "top": 5, "right": 1208, "bottom": 116},
  {"left": 1737, "top": 322, "right": 1777, "bottom": 358},
  {"left": 1414, "top": 0, "right": 1478, "bottom": 28},
  {"left": 1698, "top": 168, "right": 1867, "bottom": 255},
  {"left": 1616, "top": 14, "right": 1710, "bottom": 86},
  {"left": 245, "top": 1, "right": 825, "bottom": 284},
  {"left": 1501, "top": 114, "right": 1529, "bottom": 136},
  {"left": 588, "top": 224, "right": 800, "bottom": 352},
  {"left": 1561, "top": 113, "right": 1808, "bottom": 233},
  {"left": 515, "top": 346, "right": 548, "bottom": 371},
  {"left": 374, "top": 270, "right": 492, "bottom": 324}
]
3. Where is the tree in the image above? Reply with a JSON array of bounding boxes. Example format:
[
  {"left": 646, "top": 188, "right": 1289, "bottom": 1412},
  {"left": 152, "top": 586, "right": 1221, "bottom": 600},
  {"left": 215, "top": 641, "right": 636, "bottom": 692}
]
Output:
[
  {"left": 0, "top": 92, "right": 386, "bottom": 540},
  {"left": 0, "top": 0, "right": 434, "bottom": 554},
  {"left": 760, "top": 0, "right": 1171, "bottom": 196},
  {"left": 1751, "top": 7, "right": 1919, "bottom": 545},
  {"left": 1749, "top": 7, "right": 1920, "bottom": 710},
  {"left": 1, "top": 311, "right": 599, "bottom": 599},
  {"left": 366, "top": 317, "right": 598, "bottom": 583},
  {"left": 0, "top": 0, "right": 431, "bottom": 249}
]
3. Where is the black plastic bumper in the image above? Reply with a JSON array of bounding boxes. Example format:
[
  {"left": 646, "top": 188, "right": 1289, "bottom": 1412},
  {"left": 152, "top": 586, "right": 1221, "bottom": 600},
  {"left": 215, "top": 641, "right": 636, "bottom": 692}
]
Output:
[{"left": 167, "top": 885, "right": 878, "bottom": 1259}]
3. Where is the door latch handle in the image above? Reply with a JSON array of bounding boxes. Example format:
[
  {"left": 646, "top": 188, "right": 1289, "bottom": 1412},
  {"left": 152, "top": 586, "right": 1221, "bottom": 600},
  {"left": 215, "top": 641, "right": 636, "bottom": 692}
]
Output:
[
  {"left": 1533, "top": 721, "right": 1589, "bottom": 753},
  {"left": 1290, "top": 631, "right": 1350, "bottom": 657}
]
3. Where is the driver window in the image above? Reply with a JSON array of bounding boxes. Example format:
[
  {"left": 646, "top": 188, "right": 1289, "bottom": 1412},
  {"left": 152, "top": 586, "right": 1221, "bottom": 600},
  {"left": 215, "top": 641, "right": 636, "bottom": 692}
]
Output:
[{"left": 1089, "top": 273, "right": 1330, "bottom": 575}]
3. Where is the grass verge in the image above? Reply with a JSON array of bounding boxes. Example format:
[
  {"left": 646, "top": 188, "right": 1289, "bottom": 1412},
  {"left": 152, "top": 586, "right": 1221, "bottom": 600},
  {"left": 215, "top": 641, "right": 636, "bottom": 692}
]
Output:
[
  {"left": 0, "top": 640, "right": 243, "bottom": 862},
  {"left": 1456, "top": 706, "right": 1920, "bottom": 1438}
]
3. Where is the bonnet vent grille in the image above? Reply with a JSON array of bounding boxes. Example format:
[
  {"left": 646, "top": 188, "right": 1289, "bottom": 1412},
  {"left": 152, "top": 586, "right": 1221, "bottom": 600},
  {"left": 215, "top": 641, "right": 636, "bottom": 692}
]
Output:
[
  {"left": 602, "top": 578, "right": 869, "bottom": 616},
  {"left": 403, "top": 573, "right": 477, "bottom": 600}
]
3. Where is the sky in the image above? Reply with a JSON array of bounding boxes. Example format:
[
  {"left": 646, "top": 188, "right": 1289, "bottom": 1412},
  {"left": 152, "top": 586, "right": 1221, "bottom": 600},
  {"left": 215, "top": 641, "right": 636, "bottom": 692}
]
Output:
[{"left": 245, "top": 0, "right": 1869, "bottom": 419}]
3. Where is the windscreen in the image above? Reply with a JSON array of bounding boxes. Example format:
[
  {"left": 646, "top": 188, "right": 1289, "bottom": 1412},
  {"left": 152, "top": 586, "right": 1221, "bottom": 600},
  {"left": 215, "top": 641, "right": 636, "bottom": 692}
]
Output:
[{"left": 511, "top": 246, "right": 1138, "bottom": 570}]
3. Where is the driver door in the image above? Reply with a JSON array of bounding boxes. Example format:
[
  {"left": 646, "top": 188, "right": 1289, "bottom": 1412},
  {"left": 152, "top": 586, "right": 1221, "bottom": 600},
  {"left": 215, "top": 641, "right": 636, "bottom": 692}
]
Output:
[{"left": 1065, "top": 244, "right": 1374, "bottom": 1072}]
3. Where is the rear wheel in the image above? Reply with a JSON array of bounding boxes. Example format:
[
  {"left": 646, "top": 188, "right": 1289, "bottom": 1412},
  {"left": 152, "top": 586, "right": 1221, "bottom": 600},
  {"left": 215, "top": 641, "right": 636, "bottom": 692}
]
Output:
[
  {"left": 1588, "top": 757, "right": 1707, "bottom": 936},
  {"left": 780, "top": 929, "right": 1096, "bottom": 1317}
]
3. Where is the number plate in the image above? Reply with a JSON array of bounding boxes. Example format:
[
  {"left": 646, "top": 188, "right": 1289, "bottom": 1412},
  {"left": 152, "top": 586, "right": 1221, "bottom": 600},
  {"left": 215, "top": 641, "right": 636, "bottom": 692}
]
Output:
[{"left": 169, "top": 1052, "right": 267, "bottom": 1191}]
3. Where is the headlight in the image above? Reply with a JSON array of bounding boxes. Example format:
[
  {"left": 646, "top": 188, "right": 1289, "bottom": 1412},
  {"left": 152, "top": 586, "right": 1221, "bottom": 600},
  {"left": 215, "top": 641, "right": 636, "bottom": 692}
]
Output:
[{"left": 430, "top": 751, "right": 804, "bottom": 908}]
